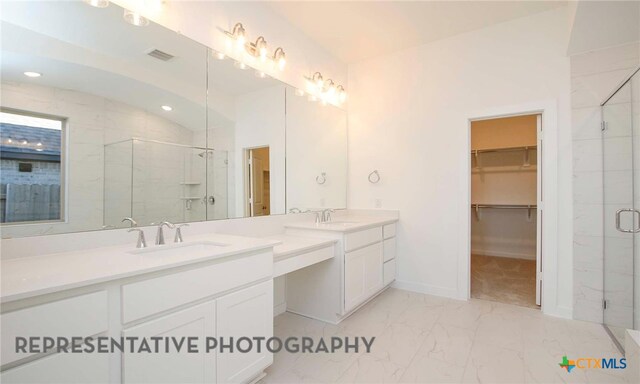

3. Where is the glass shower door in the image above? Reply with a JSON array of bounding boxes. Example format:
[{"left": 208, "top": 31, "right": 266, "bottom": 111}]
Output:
[{"left": 603, "top": 73, "right": 637, "bottom": 347}]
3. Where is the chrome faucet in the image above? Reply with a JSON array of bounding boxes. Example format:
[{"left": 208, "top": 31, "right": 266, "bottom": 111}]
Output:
[
  {"left": 315, "top": 209, "right": 335, "bottom": 223},
  {"left": 321, "top": 209, "right": 334, "bottom": 223},
  {"left": 155, "top": 221, "right": 175, "bottom": 245},
  {"left": 122, "top": 217, "right": 137, "bottom": 227},
  {"left": 174, "top": 224, "right": 189, "bottom": 243},
  {"left": 128, "top": 228, "right": 147, "bottom": 249}
]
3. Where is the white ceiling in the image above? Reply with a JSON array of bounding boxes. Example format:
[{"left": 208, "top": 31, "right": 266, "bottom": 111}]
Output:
[{"left": 267, "top": 1, "right": 567, "bottom": 63}]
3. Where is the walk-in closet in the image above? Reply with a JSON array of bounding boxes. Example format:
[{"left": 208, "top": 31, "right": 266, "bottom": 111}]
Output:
[{"left": 470, "top": 115, "right": 541, "bottom": 309}]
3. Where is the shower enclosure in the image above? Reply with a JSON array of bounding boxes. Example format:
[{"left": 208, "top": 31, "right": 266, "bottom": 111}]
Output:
[
  {"left": 602, "top": 67, "right": 640, "bottom": 349},
  {"left": 103, "top": 138, "right": 228, "bottom": 228}
]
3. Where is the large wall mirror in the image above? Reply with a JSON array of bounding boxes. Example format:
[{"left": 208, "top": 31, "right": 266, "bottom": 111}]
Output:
[{"left": 0, "top": 1, "right": 346, "bottom": 239}]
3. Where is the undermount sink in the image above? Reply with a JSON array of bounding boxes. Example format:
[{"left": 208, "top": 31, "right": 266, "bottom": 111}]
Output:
[
  {"left": 128, "top": 241, "right": 230, "bottom": 257},
  {"left": 320, "top": 221, "right": 358, "bottom": 226}
]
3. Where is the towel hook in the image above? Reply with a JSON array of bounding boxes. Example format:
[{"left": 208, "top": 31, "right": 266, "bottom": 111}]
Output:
[
  {"left": 316, "top": 172, "right": 327, "bottom": 185},
  {"left": 368, "top": 170, "right": 380, "bottom": 184}
]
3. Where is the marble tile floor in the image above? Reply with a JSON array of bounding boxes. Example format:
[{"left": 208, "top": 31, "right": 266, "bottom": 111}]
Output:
[
  {"left": 261, "top": 288, "right": 627, "bottom": 384},
  {"left": 471, "top": 254, "right": 538, "bottom": 309}
]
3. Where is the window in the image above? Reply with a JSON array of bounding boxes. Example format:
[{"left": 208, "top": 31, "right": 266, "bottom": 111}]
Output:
[{"left": 0, "top": 109, "right": 65, "bottom": 224}]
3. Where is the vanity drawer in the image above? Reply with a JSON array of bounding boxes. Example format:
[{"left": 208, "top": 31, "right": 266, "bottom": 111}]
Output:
[
  {"left": 383, "top": 238, "right": 396, "bottom": 262},
  {"left": 1, "top": 291, "right": 108, "bottom": 366},
  {"left": 383, "top": 224, "right": 396, "bottom": 239},
  {"left": 383, "top": 259, "right": 396, "bottom": 286},
  {"left": 122, "top": 251, "right": 272, "bottom": 323},
  {"left": 344, "top": 227, "right": 383, "bottom": 252}
]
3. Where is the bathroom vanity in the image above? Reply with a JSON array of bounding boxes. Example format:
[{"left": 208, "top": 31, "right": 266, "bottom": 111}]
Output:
[
  {"left": 0, "top": 235, "right": 276, "bottom": 384},
  {"left": 284, "top": 216, "right": 398, "bottom": 324}
]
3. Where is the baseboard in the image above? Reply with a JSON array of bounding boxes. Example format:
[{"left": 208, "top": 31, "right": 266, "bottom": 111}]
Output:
[
  {"left": 544, "top": 304, "right": 573, "bottom": 319},
  {"left": 471, "top": 248, "right": 536, "bottom": 260},
  {"left": 392, "top": 280, "right": 464, "bottom": 300},
  {"left": 274, "top": 302, "right": 287, "bottom": 317}
]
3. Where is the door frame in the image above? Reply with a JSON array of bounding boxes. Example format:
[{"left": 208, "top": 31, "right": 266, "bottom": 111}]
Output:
[
  {"left": 462, "top": 100, "right": 561, "bottom": 317},
  {"left": 243, "top": 145, "right": 270, "bottom": 217}
]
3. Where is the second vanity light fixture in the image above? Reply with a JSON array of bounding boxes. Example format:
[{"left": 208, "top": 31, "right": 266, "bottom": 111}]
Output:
[
  {"left": 223, "top": 22, "right": 287, "bottom": 74},
  {"left": 303, "top": 71, "right": 347, "bottom": 105}
]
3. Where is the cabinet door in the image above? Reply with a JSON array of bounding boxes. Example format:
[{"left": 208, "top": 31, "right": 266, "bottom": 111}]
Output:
[
  {"left": 216, "top": 280, "right": 273, "bottom": 384},
  {"left": 1, "top": 352, "right": 109, "bottom": 384},
  {"left": 344, "top": 242, "right": 383, "bottom": 312},
  {"left": 122, "top": 301, "right": 216, "bottom": 384},
  {"left": 364, "top": 242, "right": 384, "bottom": 296}
]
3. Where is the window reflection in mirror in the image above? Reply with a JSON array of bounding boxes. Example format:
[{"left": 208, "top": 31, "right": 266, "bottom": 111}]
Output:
[{"left": 0, "top": 109, "right": 65, "bottom": 224}]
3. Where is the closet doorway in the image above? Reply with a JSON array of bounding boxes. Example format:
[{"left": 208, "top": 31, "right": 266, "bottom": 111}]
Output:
[{"left": 470, "top": 114, "right": 542, "bottom": 309}]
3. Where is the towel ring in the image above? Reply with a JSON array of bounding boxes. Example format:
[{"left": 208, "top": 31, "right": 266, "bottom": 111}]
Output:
[
  {"left": 316, "top": 172, "right": 327, "bottom": 185},
  {"left": 368, "top": 170, "right": 380, "bottom": 184}
]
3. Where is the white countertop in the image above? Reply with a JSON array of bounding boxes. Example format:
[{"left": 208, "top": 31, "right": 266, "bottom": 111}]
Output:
[
  {"left": 1, "top": 233, "right": 277, "bottom": 303},
  {"left": 285, "top": 215, "right": 398, "bottom": 232},
  {"left": 263, "top": 234, "right": 337, "bottom": 261}
]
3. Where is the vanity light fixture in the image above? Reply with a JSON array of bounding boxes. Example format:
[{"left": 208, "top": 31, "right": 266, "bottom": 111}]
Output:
[
  {"left": 124, "top": 9, "right": 149, "bottom": 27},
  {"left": 305, "top": 71, "right": 347, "bottom": 105},
  {"left": 310, "top": 72, "right": 324, "bottom": 89},
  {"left": 337, "top": 85, "right": 347, "bottom": 103},
  {"left": 23, "top": 71, "right": 42, "bottom": 78},
  {"left": 84, "top": 0, "right": 109, "bottom": 8},
  {"left": 325, "top": 79, "right": 336, "bottom": 97},
  {"left": 248, "top": 36, "right": 268, "bottom": 62},
  {"left": 161, "top": 105, "right": 173, "bottom": 111},
  {"left": 224, "top": 22, "right": 247, "bottom": 49},
  {"left": 273, "top": 47, "right": 286, "bottom": 71}
]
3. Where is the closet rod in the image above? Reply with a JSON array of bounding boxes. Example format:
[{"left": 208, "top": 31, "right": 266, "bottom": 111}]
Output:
[
  {"left": 472, "top": 204, "right": 537, "bottom": 209},
  {"left": 470, "top": 145, "right": 537, "bottom": 155},
  {"left": 472, "top": 204, "right": 537, "bottom": 220}
]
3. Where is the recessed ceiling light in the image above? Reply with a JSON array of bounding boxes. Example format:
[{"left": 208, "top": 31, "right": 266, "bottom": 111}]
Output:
[
  {"left": 23, "top": 71, "right": 42, "bottom": 78},
  {"left": 161, "top": 105, "right": 173, "bottom": 111}
]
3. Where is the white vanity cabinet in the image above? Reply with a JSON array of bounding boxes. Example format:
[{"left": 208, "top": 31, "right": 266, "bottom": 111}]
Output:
[
  {"left": 123, "top": 302, "right": 217, "bottom": 384},
  {"left": 216, "top": 281, "right": 273, "bottom": 384},
  {"left": 383, "top": 224, "right": 397, "bottom": 286},
  {"left": 1, "top": 249, "right": 274, "bottom": 384},
  {"left": 344, "top": 242, "right": 384, "bottom": 312},
  {"left": 285, "top": 220, "right": 398, "bottom": 324}
]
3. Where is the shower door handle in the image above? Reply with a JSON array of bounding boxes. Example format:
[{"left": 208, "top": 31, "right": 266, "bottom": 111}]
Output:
[{"left": 615, "top": 208, "right": 640, "bottom": 233}]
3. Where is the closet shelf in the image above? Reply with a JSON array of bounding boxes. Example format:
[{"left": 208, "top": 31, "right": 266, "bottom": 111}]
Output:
[
  {"left": 471, "top": 145, "right": 537, "bottom": 154},
  {"left": 472, "top": 145, "right": 537, "bottom": 168},
  {"left": 471, "top": 203, "right": 537, "bottom": 220}
]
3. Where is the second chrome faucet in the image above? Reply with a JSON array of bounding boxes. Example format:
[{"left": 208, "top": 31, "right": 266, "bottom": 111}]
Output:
[{"left": 155, "top": 221, "right": 176, "bottom": 245}]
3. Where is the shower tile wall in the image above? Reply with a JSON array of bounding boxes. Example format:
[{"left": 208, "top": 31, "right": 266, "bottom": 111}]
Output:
[{"left": 571, "top": 43, "right": 640, "bottom": 323}]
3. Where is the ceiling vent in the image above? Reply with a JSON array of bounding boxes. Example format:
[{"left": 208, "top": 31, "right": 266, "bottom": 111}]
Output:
[{"left": 146, "top": 49, "right": 174, "bottom": 61}]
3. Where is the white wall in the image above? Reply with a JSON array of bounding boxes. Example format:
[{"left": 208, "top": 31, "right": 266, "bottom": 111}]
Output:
[
  {"left": 571, "top": 42, "right": 640, "bottom": 323},
  {"left": 348, "top": 7, "right": 573, "bottom": 315}
]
